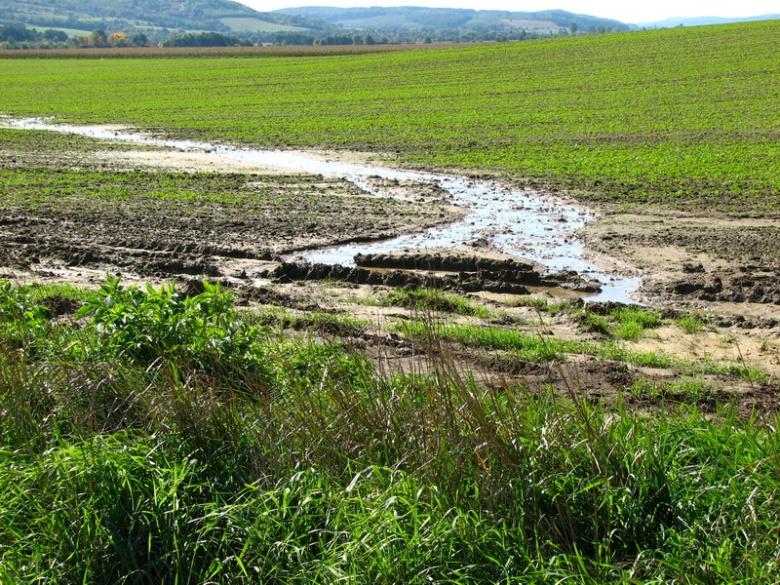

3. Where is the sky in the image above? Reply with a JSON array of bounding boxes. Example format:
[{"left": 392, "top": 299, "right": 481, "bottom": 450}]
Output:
[{"left": 239, "top": 1, "right": 780, "bottom": 24}]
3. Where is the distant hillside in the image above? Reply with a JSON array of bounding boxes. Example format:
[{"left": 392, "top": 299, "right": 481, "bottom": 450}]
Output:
[
  {"left": 0, "top": 0, "right": 323, "bottom": 38},
  {"left": 639, "top": 14, "right": 780, "bottom": 28},
  {"left": 0, "top": 0, "right": 630, "bottom": 46},
  {"left": 275, "top": 7, "right": 630, "bottom": 36}
]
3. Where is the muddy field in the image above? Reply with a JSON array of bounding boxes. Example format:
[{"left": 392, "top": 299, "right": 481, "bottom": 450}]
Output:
[
  {"left": 0, "top": 130, "right": 461, "bottom": 283},
  {"left": 1, "top": 125, "right": 778, "bottom": 415},
  {"left": 583, "top": 212, "right": 780, "bottom": 318}
]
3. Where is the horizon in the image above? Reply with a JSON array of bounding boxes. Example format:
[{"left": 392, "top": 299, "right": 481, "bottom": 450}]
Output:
[{"left": 238, "top": 1, "right": 779, "bottom": 24}]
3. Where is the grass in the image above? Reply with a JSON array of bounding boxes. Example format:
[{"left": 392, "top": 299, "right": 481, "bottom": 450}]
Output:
[
  {"left": 395, "top": 317, "right": 772, "bottom": 383},
  {"left": 610, "top": 307, "right": 664, "bottom": 340},
  {"left": 397, "top": 319, "right": 575, "bottom": 362},
  {"left": 677, "top": 314, "right": 706, "bottom": 334},
  {"left": 569, "top": 305, "right": 665, "bottom": 340},
  {"left": 16, "top": 281, "right": 89, "bottom": 303},
  {"left": 1, "top": 277, "right": 779, "bottom": 582},
  {"left": 380, "top": 287, "right": 491, "bottom": 317},
  {"left": 1, "top": 21, "right": 779, "bottom": 214},
  {"left": 252, "top": 305, "right": 369, "bottom": 336},
  {"left": 630, "top": 378, "right": 716, "bottom": 402}
]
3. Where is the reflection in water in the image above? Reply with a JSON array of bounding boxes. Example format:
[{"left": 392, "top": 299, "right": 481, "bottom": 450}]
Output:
[{"left": 1, "top": 116, "right": 641, "bottom": 303}]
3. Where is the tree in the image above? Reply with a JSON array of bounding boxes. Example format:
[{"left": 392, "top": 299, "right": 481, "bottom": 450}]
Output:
[
  {"left": 109, "top": 32, "right": 129, "bottom": 47},
  {"left": 88, "top": 29, "right": 108, "bottom": 47},
  {"left": 569, "top": 22, "right": 578, "bottom": 34},
  {"left": 43, "top": 29, "right": 68, "bottom": 42},
  {"left": 0, "top": 24, "right": 38, "bottom": 42},
  {"left": 131, "top": 33, "right": 149, "bottom": 47}
]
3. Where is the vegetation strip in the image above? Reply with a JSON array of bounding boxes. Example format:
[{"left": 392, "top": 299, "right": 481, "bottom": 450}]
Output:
[{"left": 1, "top": 278, "right": 779, "bottom": 582}]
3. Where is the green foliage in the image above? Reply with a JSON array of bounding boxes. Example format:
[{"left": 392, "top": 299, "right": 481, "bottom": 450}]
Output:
[
  {"left": 78, "top": 277, "right": 263, "bottom": 374},
  {"left": 677, "top": 314, "right": 706, "bottom": 334},
  {"left": 382, "top": 287, "right": 490, "bottom": 317},
  {"left": 577, "top": 310, "right": 611, "bottom": 335},
  {"left": 610, "top": 307, "right": 664, "bottom": 340},
  {"left": 572, "top": 305, "right": 666, "bottom": 341},
  {"left": 0, "top": 280, "right": 52, "bottom": 348}
]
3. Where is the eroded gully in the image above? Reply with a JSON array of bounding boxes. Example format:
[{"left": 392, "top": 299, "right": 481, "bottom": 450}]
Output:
[{"left": 1, "top": 116, "right": 642, "bottom": 303}]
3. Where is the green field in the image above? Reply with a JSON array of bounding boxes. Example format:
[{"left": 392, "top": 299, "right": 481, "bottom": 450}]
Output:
[
  {"left": 2, "top": 21, "right": 780, "bottom": 583},
  {"left": 1, "top": 21, "right": 779, "bottom": 212}
]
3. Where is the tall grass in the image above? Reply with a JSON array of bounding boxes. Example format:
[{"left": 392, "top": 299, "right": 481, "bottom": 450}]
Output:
[{"left": 1, "top": 279, "right": 778, "bottom": 583}]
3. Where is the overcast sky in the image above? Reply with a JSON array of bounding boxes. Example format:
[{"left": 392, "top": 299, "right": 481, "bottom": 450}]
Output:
[{"left": 239, "top": 1, "right": 779, "bottom": 23}]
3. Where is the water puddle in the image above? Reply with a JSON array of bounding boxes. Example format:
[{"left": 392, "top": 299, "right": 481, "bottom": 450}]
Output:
[{"left": 1, "top": 116, "right": 641, "bottom": 303}]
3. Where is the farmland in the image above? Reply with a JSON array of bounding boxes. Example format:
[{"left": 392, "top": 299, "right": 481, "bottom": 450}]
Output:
[
  {"left": 0, "top": 21, "right": 779, "bottom": 212},
  {"left": 1, "top": 21, "right": 779, "bottom": 583}
]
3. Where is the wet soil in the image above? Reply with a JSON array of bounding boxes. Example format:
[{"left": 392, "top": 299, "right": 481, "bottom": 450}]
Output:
[
  {"left": 0, "top": 117, "right": 641, "bottom": 302},
  {"left": 0, "top": 173, "right": 459, "bottom": 283},
  {"left": 2, "top": 120, "right": 778, "bottom": 416},
  {"left": 263, "top": 251, "right": 601, "bottom": 297},
  {"left": 583, "top": 212, "right": 780, "bottom": 321}
]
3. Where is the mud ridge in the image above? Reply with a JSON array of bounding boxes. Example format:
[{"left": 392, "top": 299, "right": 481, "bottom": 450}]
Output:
[
  {"left": 665, "top": 272, "right": 780, "bottom": 305},
  {"left": 262, "top": 257, "right": 602, "bottom": 296}
]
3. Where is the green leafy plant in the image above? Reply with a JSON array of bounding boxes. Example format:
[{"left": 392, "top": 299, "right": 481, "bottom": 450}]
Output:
[{"left": 78, "top": 277, "right": 262, "bottom": 374}]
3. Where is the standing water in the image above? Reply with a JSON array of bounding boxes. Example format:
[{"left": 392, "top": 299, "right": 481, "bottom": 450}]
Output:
[{"left": 0, "top": 116, "right": 641, "bottom": 303}]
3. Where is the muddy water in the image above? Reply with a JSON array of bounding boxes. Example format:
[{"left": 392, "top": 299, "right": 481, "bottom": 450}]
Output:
[{"left": 1, "top": 116, "right": 641, "bottom": 303}]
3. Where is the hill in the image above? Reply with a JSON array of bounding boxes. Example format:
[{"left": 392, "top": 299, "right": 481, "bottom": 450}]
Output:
[
  {"left": 0, "top": 1, "right": 630, "bottom": 44},
  {"left": 275, "top": 6, "right": 630, "bottom": 36},
  {"left": 640, "top": 14, "right": 780, "bottom": 28},
  {"left": 0, "top": 0, "right": 322, "bottom": 38}
]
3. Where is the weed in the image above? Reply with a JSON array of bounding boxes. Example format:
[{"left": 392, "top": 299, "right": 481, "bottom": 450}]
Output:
[
  {"left": 381, "top": 287, "right": 490, "bottom": 317},
  {"left": 676, "top": 314, "right": 706, "bottom": 334}
]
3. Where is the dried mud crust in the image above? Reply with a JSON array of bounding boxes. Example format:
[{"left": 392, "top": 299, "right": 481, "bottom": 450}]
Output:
[
  {"left": 583, "top": 212, "right": 780, "bottom": 315},
  {"left": 0, "top": 171, "right": 460, "bottom": 280},
  {"left": 235, "top": 279, "right": 780, "bottom": 417}
]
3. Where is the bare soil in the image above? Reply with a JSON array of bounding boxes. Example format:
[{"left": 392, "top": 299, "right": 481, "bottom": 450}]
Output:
[
  {"left": 2, "top": 132, "right": 778, "bottom": 416},
  {"left": 583, "top": 212, "right": 780, "bottom": 322}
]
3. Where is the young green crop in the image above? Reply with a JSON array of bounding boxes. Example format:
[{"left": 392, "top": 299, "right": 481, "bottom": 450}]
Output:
[{"left": 1, "top": 21, "right": 778, "bottom": 213}]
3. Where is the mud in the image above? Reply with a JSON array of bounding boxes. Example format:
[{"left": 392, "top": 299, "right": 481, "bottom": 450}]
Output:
[
  {"left": 1, "top": 117, "right": 642, "bottom": 303},
  {"left": 0, "top": 174, "right": 458, "bottom": 283},
  {"left": 583, "top": 211, "right": 780, "bottom": 319},
  {"left": 262, "top": 252, "right": 602, "bottom": 297}
]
